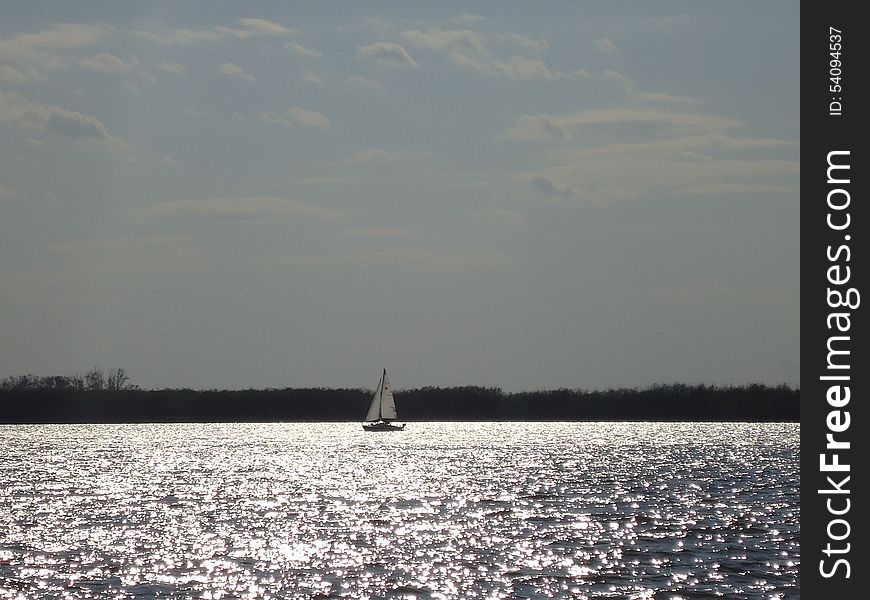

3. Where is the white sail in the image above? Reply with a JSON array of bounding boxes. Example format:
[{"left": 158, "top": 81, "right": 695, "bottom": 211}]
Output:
[
  {"left": 380, "top": 372, "right": 398, "bottom": 420},
  {"left": 364, "top": 385, "right": 381, "bottom": 422},
  {"left": 364, "top": 369, "right": 398, "bottom": 422}
]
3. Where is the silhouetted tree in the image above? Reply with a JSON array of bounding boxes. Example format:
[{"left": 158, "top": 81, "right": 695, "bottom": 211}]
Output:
[
  {"left": 106, "top": 368, "right": 129, "bottom": 391},
  {"left": 84, "top": 368, "right": 105, "bottom": 391}
]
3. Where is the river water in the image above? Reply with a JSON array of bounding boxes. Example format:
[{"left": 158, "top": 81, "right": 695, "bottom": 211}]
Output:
[{"left": 0, "top": 422, "right": 798, "bottom": 598}]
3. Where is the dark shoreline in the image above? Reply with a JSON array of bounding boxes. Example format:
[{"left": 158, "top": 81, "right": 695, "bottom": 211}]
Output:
[{"left": 1, "top": 384, "right": 798, "bottom": 424}]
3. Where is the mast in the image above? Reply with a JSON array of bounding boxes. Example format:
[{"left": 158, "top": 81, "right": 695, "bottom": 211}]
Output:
[{"left": 378, "top": 368, "right": 385, "bottom": 420}]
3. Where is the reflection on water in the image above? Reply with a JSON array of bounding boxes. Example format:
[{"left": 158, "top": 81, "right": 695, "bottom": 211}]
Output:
[{"left": 0, "top": 422, "right": 798, "bottom": 598}]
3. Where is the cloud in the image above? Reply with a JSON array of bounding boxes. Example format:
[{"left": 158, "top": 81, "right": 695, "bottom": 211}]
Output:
[
  {"left": 603, "top": 69, "right": 634, "bottom": 93},
  {"left": 347, "top": 148, "right": 430, "bottom": 163},
  {"left": 402, "top": 27, "right": 580, "bottom": 80},
  {"left": 345, "top": 75, "right": 383, "bottom": 90},
  {"left": 402, "top": 27, "right": 486, "bottom": 55},
  {"left": 636, "top": 92, "right": 697, "bottom": 104},
  {"left": 516, "top": 145, "right": 796, "bottom": 204},
  {"left": 0, "top": 91, "right": 118, "bottom": 146},
  {"left": 260, "top": 106, "right": 331, "bottom": 129},
  {"left": 286, "top": 106, "right": 331, "bottom": 129},
  {"left": 303, "top": 70, "right": 323, "bottom": 84},
  {"left": 285, "top": 42, "right": 322, "bottom": 59},
  {"left": 450, "top": 15, "right": 489, "bottom": 25},
  {"left": 0, "top": 23, "right": 111, "bottom": 81},
  {"left": 78, "top": 53, "right": 133, "bottom": 73},
  {"left": 593, "top": 37, "right": 619, "bottom": 55},
  {"left": 531, "top": 176, "right": 559, "bottom": 195},
  {"left": 401, "top": 27, "right": 488, "bottom": 70},
  {"left": 494, "top": 55, "right": 581, "bottom": 81},
  {"left": 552, "top": 133, "right": 796, "bottom": 160},
  {"left": 501, "top": 114, "right": 568, "bottom": 142},
  {"left": 135, "top": 18, "right": 294, "bottom": 45},
  {"left": 1, "top": 23, "right": 110, "bottom": 52},
  {"left": 502, "top": 108, "right": 744, "bottom": 141},
  {"left": 358, "top": 42, "right": 417, "bottom": 68},
  {"left": 237, "top": 18, "right": 295, "bottom": 36},
  {"left": 531, "top": 176, "right": 575, "bottom": 199},
  {"left": 0, "top": 65, "right": 27, "bottom": 83},
  {"left": 219, "top": 62, "right": 255, "bottom": 82},
  {"left": 146, "top": 197, "right": 345, "bottom": 220},
  {"left": 672, "top": 182, "right": 798, "bottom": 197},
  {"left": 158, "top": 61, "right": 187, "bottom": 74},
  {"left": 495, "top": 33, "right": 548, "bottom": 54},
  {"left": 500, "top": 103, "right": 797, "bottom": 203}
]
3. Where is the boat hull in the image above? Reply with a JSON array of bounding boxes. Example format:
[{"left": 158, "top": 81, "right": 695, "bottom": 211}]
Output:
[{"left": 362, "top": 421, "right": 405, "bottom": 432}]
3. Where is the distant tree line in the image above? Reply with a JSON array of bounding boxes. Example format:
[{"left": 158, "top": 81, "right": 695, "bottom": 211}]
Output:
[
  {"left": 0, "top": 368, "right": 132, "bottom": 392},
  {"left": 0, "top": 375, "right": 797, "bottom": 423}
]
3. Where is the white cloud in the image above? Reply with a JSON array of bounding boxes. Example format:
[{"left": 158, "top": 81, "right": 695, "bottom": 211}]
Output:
[
  {"left": 78, "top": 53, "right": 133, "bottom": 73},
  {"left": 531, "top": 176, "right": 573, "bottom": 198},
  {"left": 593, "top": 37, "right": 619, "bottom": 55},
  {"left": 501, "top": 114, "right": 569, "bottom": 142},
  {"left": 260, "top": 106, "right": 331, "bottom": 129},
  {"left": 0, "top": 23, "right": 111, "bottom": 81},
  {"left": 553, "top": 134, "right": 796, "bottom": 160},
  {"left": 0, "top": 91, "right": 118, "bottom": 146},
  {"left": 495, "top": 33, "right": 548, "bottom": 54},
  {"left": 345, "top": 75, "right": 383, "bottom": 90},
  {"left": 603, "top": 69, "right": 634, "bottom": 93},
  {"left": 347, "top": 148, "right": 431, "bottom": 163},
  {"left": 358, "top": 42, "right": 417, "bottom": 68},
  {"left": 514, "top": 142, "right": 796, "bottom": 203},
  {"left": 636, "top": 92, "right": 697, "bottom": 104},
  {"left": 285, "top": 42, "right": 322, "bottom": 58},
  {"left": 502, "top": 108, "right": 744, "bottom": 141},
  {"left": 146, "top": 197, "right": 345, "bottom": 220},
  {"left": 237, "top": 18, "right": 295, "bottom": 36},
  {"left": 494, "top": 55, "right": 580, "bottom": 81},
  {"left": 499, "top": 103, "right": 797, "bottom": 203},
  {"left": 219, "top": 62, "right": 255, "bottom": 82},
  {"left": 158, "top": 61, "right": 187, "bottom": 74},
  {"left": 286, "top": 106, "right": 331, "bottom": 128},
  {"left": 303, "top": 70, "right": 323, "bottom": 84},
  {"left": 402, "top": 27, "right": 580, "bottom": 80},
  {"left": 1, "top": 23, "right": 110, "bottom": 52},
  {"left": 403, "top": 27, "right": 487, "bottom": 54},
  {"left": 0, "top": 65, "right": 27, "bottom": 83},
  {"left": 135, "top": 18, "right": 294, "bottom": 45},
  {"left": 672, "top": 182, "right": 798, "bottom": 197},
  {"left": 450, "top": 15, "right": 489, "bottom": 26},
  {"left": 402, "top": 27, "right": 488, "bottom": 68}
]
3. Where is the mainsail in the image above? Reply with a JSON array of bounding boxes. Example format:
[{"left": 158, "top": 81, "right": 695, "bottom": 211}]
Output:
[{"left": 365, "top": 369, "right": 397, "bottom": 421}]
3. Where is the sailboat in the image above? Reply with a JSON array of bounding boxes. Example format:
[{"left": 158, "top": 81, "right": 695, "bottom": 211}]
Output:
[{"left": 362, "top": 369, "right": 405, "bottom": 431}]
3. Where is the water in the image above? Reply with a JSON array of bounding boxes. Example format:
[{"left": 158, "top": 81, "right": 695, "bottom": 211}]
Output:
[{"left": 0, "top": 422, "right": 798, "bottom": 599}]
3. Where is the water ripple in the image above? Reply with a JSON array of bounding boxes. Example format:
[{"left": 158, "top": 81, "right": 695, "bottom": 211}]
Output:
[{"left": 0, "top": 422, "right": 798, "bottom": 598}]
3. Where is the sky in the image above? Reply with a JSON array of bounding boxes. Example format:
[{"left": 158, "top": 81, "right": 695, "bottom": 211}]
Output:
[{"left": 0, "top": 1, "right": 800, "bottom": 392}]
